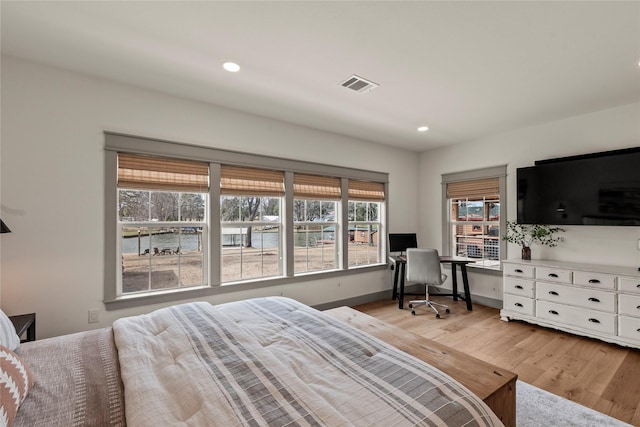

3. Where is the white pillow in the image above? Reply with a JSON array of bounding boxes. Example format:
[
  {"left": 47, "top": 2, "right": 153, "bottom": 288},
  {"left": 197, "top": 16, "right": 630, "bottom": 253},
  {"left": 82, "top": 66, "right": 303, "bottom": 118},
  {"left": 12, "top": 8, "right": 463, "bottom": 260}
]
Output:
[{"left": 0, "top": 309, "right": 20, "bottom": 351}]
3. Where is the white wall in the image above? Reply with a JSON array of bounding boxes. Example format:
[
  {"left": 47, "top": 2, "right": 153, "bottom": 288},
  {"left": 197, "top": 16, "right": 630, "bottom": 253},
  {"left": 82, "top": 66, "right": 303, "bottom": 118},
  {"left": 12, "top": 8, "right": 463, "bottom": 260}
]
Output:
[
  {"left": 419, "top": 102, "right": 640, "bottom": 301},
  {"left": 0, "top": 57, "right": 420, "bottom": 338}
]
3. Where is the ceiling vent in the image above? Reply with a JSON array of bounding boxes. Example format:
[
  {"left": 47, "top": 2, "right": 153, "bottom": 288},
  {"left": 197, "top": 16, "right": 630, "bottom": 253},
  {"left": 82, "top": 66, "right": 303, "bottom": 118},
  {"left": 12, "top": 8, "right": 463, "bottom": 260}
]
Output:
[{"left": 340, "top": 75, "right": 379, "bottom": 93}]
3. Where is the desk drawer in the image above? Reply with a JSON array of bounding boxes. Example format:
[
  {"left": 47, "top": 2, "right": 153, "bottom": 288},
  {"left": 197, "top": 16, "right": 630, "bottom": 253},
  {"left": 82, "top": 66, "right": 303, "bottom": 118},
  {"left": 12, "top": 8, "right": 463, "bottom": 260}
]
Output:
[
  {"left": 619, "top": 294, "right": 640, "bottom": 318},
  {"left": 536, "top": 301, "right": 616, "bottom": 335},
  {"left": 504, "top": 278, "right": 535, "bottom": 298},
  {"left": 503, "top": 263, "right": 535, "bottom": 279},
  {"left": 536, "top": 282, "right": 616, "bottom": 313},
  {"left": 504, "top": 294, "right": 535, "bottom": 316},
  {"left": 619, "top": 276, "right": 640, "bottom": 294},
  {"left": 573, "top": 271, "right": 616, "bottom": 290},
  {"left": 536, "top": 267, "right": 572, "bottom": 283}
]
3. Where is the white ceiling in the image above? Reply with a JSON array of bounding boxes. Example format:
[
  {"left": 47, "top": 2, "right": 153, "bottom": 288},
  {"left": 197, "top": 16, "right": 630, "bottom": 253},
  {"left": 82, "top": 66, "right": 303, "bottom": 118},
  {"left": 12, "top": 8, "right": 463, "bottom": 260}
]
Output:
[{"left": 2, "top": 1, "right": 639, "bottom": 152}]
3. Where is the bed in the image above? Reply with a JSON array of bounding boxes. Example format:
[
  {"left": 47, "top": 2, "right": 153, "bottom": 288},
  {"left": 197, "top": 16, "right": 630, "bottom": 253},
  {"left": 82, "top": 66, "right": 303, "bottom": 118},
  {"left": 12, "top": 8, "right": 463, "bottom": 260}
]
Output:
[{"left": 7, "top": 297, "right": 506, "bottom": 426}]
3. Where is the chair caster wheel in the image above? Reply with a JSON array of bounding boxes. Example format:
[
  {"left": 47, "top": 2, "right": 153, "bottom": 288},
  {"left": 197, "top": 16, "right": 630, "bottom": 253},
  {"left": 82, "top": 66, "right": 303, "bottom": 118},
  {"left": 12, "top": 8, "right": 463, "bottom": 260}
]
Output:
[
  {"left": 435, "top": 314, "right": 441, "bottom": 319},
  {"left": 408, "top": 303, "right": 413, "bottom": 309},
  {"left": 445, "top": 308, "right": 450, "bottom": 314},
  {"left": 411, "top": 310, "right": 416, "bottom": 315}
]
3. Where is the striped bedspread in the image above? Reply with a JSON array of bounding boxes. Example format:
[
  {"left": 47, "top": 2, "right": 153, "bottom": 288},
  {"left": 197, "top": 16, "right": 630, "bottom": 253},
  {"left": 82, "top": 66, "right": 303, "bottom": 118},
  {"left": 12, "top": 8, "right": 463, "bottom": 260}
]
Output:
[{"left": 113, "top": 297, "right": 503, "bottom": 426}]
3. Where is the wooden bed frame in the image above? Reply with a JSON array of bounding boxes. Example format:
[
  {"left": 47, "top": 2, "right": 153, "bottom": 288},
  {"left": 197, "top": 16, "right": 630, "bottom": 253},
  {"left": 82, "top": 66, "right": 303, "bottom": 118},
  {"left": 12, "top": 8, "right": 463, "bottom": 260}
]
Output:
[{"left": 325, "top": 307, "right": 517, "bottom": 427}]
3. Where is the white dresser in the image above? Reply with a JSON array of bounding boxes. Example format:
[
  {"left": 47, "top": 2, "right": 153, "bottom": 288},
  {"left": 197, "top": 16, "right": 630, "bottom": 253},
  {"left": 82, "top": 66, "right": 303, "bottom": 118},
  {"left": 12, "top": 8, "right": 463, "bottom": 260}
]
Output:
[{"left": 501, "top": 259, "right": 640, "bottom": 349}]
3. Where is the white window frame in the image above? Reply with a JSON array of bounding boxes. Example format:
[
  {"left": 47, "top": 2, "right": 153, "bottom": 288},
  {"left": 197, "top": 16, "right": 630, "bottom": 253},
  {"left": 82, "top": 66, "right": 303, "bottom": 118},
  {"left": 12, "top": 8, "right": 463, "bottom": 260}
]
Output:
[
  {"left": 441, "top": 165, "right": 507, "bottom": 270},
  {"left": 348, "top": 200, "right": 382, "bottom": 267},
  {"left": 220, "top": 194, "right": 284, "bottom": 283},
  {"left": 118, "top": 220, "right": 209, "bottom": 294},
  {"left": 293, "top": 199, "right": 339, "bottom": 274}
]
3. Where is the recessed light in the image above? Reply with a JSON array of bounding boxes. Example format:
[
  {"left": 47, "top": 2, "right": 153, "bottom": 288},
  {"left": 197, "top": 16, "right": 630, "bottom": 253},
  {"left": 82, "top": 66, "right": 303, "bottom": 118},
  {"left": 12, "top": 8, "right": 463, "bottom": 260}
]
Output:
[
  {"left": 417, "top": 126, "right": 429, "bottom": 132},
  {"left": 223, "top": 62, "right": 240, "bottom": 72}
]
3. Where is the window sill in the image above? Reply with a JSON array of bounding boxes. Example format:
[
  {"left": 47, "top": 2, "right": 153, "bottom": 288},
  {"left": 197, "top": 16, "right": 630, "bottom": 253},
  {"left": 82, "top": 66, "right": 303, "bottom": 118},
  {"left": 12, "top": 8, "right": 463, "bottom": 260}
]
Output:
[
  {"left": 105, "top": 285, "right": 214, "bottom": 311},
  {"left": 105, "top": 263, "right": 387, "bottom": 311},
  {"left": 465, "top": 262, "right": 503, "bottom": 276}
]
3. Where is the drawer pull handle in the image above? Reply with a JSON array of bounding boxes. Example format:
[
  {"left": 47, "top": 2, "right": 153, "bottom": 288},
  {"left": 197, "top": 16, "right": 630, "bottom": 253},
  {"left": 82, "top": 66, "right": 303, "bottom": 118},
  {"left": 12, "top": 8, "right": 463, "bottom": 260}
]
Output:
[
  {"left": 588, "top": 279, "right": 601, "bottom": 284},
  {"left": 637, "top": 328, "right": 640, "bottom": 333},
  {"left": 637, "top": 284, "right": 640, "bottom": 288},
  {"left": 548, "top": 273, "right": 559, "bottom": 278},
  {"left": 588, "top": 318, "right": 601, "bottom": 324},
  {"left": 515, "top": 269, "right": 523, "bottom": 273},
  {"left": 549, "top": 310, "right": 559, "bottom": 315},
  {"left": 549, "top": 291, "right": 559, "bottom": 296},
  {"left": 515, "top": 303, "right": 523, "bottom": 308},
  {"left": 636, "top": 305, "right": 640, "bottom": 310},
  {"left": 515, "top": 285, "right": 524, "bottom": 290},
  {"left": 588, "top": 297, "right": 600, "bottom": 303}
]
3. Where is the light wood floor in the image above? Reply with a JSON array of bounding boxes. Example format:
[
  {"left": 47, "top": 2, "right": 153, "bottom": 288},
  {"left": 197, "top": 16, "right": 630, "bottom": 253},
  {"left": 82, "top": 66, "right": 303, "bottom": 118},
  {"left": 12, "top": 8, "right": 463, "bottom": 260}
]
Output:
[{"left": 352, "top": 296, "right": 640, "bottom": 426}]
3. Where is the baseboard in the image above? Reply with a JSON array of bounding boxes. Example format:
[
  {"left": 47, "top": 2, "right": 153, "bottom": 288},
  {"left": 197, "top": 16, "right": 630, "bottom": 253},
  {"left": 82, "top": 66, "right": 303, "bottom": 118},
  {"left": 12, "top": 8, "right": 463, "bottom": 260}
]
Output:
[
  {"left": 312, "top": 289, "right": 393, "bottom": 311},
  {"left": 313, "top": 285, "right": 503, "bottom": 311},
  {"left": 466, "top": 294, "right": 502, "bottom": 309}
]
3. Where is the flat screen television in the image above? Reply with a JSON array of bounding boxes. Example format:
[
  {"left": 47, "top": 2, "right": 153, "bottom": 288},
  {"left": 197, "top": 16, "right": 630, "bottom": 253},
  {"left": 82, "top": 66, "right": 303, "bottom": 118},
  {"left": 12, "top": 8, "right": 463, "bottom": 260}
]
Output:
[
  {"left": 388, "top": 233, "right": 418, "bottom": 254},
  {"left": 517, "top": 147, "right": 640, "bottom": 226}
]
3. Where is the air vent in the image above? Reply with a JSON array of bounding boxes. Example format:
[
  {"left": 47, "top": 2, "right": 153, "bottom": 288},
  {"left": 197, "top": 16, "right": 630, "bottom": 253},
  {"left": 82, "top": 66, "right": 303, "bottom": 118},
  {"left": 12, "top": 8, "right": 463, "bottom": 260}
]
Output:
[{"left": 340, "top": 75, "right": 379, "bottom": 93}]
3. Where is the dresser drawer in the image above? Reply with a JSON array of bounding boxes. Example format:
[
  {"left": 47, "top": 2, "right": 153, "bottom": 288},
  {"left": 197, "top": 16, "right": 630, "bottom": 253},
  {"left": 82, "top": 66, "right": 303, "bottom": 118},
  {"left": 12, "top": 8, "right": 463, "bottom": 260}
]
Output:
[
  {"left": 618, "top": 276, "right": 640, "bottom": 294},
  {"left": 536, "top": 300, "right": 616, "bottom": 335},
  {"left": 573, "top": 271, "right": 616, "bottom": 290},
  {"left": 503, "top": 294, "right": 535, "bottom": 316},
  {"left": 536, "top": 267, "right": 572, "bottom": 283},
  {"left": 619, "top": 316, "right": 640, "bottom": 342},
  {"left": 504, "top": 277, "right": 535, "bottom": 298},
  {"left": 619, "top": 294, "right": 640, "bottom": 318},
  {"left": 536, "top": 282, "right": 616, "bottom": 313},
  {"left": 503, "top": 263, "right": 535, "bottom": 279}
]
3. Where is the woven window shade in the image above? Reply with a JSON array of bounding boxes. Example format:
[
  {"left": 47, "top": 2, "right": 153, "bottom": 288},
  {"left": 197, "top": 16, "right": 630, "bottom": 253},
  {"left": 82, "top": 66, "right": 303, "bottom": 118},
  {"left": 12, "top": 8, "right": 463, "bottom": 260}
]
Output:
[
  {"left": 447, "top": 177, "right": 499, "bottom": 199},
  {"left": 294, "top": 174, "right": 341, "bottom": 200},
  {"left": 348, "top": 180, "right": 385, "bottom": 201},
  {"left": 118, "top": 153, "right": 209, "bottom": 192},
  {"left": 220, "top": 165, "right": 284, "bottom": 196}
]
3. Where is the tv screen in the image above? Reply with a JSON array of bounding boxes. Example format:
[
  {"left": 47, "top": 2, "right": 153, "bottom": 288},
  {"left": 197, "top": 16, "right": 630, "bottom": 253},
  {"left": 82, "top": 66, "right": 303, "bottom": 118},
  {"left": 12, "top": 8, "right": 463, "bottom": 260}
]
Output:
[
  {"left": 388, "top": 233, "right": 418, "bottom": 253},
  {"left": 517, "top": 147, "right": 640, "bottom": 225}
]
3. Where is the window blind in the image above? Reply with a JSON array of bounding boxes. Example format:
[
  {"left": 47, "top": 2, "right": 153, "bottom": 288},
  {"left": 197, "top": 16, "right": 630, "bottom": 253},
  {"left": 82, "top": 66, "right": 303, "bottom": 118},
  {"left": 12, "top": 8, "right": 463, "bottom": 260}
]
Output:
[
  {"left": 220, "top": 165, "right": 284, "bottom": 196},
  {"left": 294, "top": 174, "right": 341, "bottom": 200},
  {"left": 446, "top": 177, "right": 499, "bottom": 199},
  {"left": 348, "top": 180, "right": 385, "bottom": 201},
  {"left": 117, "top": 153, "right": 209, "bottom": 193}
]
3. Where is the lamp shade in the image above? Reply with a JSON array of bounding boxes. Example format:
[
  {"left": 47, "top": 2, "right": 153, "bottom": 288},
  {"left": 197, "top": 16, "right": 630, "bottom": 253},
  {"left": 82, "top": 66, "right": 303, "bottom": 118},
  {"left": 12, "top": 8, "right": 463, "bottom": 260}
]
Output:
[{"left": 0, "top": 219, "right": 11, "bottom": 234}]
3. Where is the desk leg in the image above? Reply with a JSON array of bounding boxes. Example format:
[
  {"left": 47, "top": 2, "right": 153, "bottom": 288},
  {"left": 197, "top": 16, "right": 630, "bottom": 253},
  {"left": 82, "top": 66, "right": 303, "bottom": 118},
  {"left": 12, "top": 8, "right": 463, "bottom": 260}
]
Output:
[
  {"left": 392, "top": 263, "right": 400, "bottom": 301},
  {"left": 398, "top": 263, "right": 406, "bottom": 309},
  {"left": 450, "top": 264, "right": 459, "bottom": 301},
  {"left": 461, "top": 265, "right": 473, "bottom": 311}
]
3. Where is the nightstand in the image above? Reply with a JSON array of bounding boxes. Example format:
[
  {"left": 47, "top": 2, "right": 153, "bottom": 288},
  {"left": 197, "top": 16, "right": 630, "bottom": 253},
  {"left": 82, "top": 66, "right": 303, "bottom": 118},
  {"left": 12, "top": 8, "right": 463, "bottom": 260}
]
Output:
[{"left": 9, "top": 313, "right": 36, "bottom": 343}]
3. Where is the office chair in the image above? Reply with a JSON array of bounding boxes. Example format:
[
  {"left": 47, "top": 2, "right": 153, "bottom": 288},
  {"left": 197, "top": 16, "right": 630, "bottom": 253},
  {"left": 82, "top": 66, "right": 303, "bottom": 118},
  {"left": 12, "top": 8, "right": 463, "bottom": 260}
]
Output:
[{"left": 406, "top": 248, "right": 450, "bottom": 318}]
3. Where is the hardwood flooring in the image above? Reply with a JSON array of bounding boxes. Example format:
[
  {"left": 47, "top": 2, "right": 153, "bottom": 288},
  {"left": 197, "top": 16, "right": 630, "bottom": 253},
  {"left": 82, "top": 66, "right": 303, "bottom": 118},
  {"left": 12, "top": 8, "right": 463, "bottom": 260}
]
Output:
[{"left": 352, "top": 296, "right": 640, "bottom": 426}]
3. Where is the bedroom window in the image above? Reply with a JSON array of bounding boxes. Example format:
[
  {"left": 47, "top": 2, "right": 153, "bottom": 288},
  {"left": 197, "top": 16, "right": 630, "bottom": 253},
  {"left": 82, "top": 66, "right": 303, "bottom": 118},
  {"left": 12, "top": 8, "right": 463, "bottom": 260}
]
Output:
[
  {"left": 441, "top": 166, "right": 506, "bottom": 270},
  {"left": 105, "top": 133, "right": 388, "bottom": 308},
  {"left": 117, "top": 153, "right": 209, "bottom": 294},
  {"left": 220, "top": 166, "right": 284, "bottom": 283},
  {"left": 293, "top": 174, "right": 340, "bottom": 274},
  {"left": 347, "top": 180, "right": 384, "bottom": 267}
]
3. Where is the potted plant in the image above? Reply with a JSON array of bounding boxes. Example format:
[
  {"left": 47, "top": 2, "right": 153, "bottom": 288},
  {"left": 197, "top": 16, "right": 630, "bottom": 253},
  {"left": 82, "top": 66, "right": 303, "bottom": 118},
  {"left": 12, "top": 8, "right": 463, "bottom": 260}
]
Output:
[{"left": 502, "top": 221, "right": 565, "bottom": 260}]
